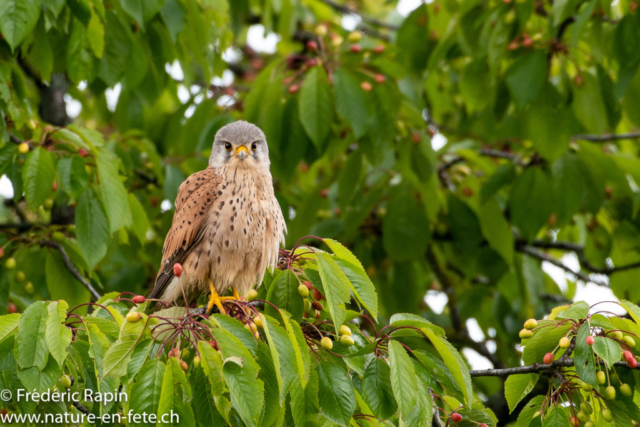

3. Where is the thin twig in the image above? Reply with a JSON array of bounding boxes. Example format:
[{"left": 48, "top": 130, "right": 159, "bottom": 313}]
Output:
[{"left": 41, "top": 240, "right": 101, "bottom": 301}]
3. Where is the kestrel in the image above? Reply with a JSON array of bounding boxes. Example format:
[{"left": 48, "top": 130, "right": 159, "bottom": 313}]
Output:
[{"left": 149, "top": 121, "right": 287, "bottom": 314}]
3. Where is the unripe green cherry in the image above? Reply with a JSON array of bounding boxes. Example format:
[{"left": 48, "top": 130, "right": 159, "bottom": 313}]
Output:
[
  {"left": 339, "top": 325, "right": 352, "bottom": 336},
  {"left": 298, "top": 284, "right": 310, "bottom": 297},
  {"left": 559, "top": 337, "right": 570, "bottom": 348},
  {"left": 53, "top": 231, "right": 66, "bottom": 242},
  {"left": 576, "top": 411, "right": 589, "bottom": 423},
  {"left": 24, "top": 282, "right": 34, "bottom": 294},
  {"left": 60, "top": 375, "right": 72, "bottom": 389},
  {"left": 340, "top": 335, "right": 355, "bottom": 346},
  {"left": 581, "top": 382, "right": 592, "bottom": 392},
  {"left": 580, "top": 401, "right": 592, "bottom": 414},
  {"left": 611, "top": 330, "right": 623, "bottom": 340},
  {"left": 519, "top": 329, "right": 533, "bottom": 339},
  {"left": 126, "top": 312, "right": 142, "bottom": 323},
  {"left": 620, "top": 383, "right": 633, "bottom": 397},
  {"left": 604, "top": 385, "right": 616, "bottom": 399},
  {"left": 597, "top": 371, "right": 606, "bottom": 385},
  {"left": 602, "top": 409, "right": 613, "bottom": 421},
  {"left": 584, "top": 422, "right": 594, "bottom": 427},
  {"left": 5, "top": 258, "right": 16, "bottom": 269},
  {"left": 523, "top": 319, "right": 537, "bottom": 330},
  {"left": 624, "top": 336, "right": 636, "bottom": 348},
  {"left": 15, "top": 271, "right": 25, "bottom": 282},
  {"left": 193, "top": 356, "right": 201, "bottom": 367},
  {"left": 320, "top": 337, "right": 333, "bottom": 350}
]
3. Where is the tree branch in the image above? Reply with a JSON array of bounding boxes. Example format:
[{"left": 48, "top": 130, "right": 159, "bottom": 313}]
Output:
[
  {"left": 470, "top": 358, "right": 633, "bottom": 377},
  {"left": 318, "top": 0, "right": 399, "bottom": 30},
  {"left": 517, "top": 245, "right": 608, "bottom": 287},
  {"left": 40, "top": 240, "right": 101, "bottom": 301},
  {"left": 573, "top": 132, "right": 640, "bottom": 142}
]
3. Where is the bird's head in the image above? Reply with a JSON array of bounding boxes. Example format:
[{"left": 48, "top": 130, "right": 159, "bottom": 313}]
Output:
[{"left": 209, "top": 121, "right": 270, "bottom": 169}]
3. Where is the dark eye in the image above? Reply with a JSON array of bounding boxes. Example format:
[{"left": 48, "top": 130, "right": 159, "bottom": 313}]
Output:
[
  {"left": 251, "top": 142, "right": 258, "bottom": 151},
  {"left": 224, "top": 142, "right": 232, "bottom": 151}
]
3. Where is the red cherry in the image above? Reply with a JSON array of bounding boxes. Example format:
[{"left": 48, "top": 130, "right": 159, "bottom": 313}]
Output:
[
  {"left": 174, "top": 263, "right": 183, "bottom": 278},
  {"left": 319, "top": 188, "right": 329, "bottom": 198},
  {"left": 306, "top": 58, "right": 317, "bottom": 67},
  {"left": 288, "top": 85, "right": 299, "bottom": 94},
  {"left": 372, "top": 45, "right": 385, "bottom": 53},
  {"left": 132, "top": 295, "right": 146, "bottom": 304},
  {"left": 303, "top": 281, "right": 313, "bottom": 290},
  {"left": 543, "top": 352, "right": 554, "bottom": 364},
  {"left": 360, "top": 81, "right": 372, "bottom": 91},
  {"left": 507, "top": 39, "right": 519, "bottom": 51},
  {"left": 629, "top": 357, "right": 638, "bottom": 368},
  {"left": 8, "top": 302, "right": 17, "bottom": 314},
  {"left": 349, "top": 44, "right": 362, "bottom": 53},
  {"left": 0, "top": 247, "right": 4, "bottom": 258},
  {"left": 586, "top": 336, "right": 594, "bottom": 346},
  {"left": 78, "top": 148, "right": 88, "bottom": 158},
  {"left": 450, "top": 413, "right": 462, "bottom": 423},
  {"left": 312, "top": 301, "right": 323, "bottom": 311},
  {"left": 631, "top": 1, "right": 638, "bottom": 11},
  {"left": 462, "top": 187, "right": 473, "bottom": 197},
  {"left": 479, "top": 424, "right": 489, "bottom": 427},
  {"left": 52, "top": 181, "right": 58, "bottom": 191},
  {"left": 312, "top": 288, "right": 323, "bottom": 301},
  {"left": 306, "top": 40, "right": 318, "bottom": 51},
  {"left": 374, "top": 74, "right": 386, "bottom": 83},
  {"left": 411, "top": 132, "right": 421, "bottom": 144}
]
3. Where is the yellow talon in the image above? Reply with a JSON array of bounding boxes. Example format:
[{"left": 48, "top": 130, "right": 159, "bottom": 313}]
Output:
[
  {"left": 220, "top": 288, "right": 242, "bottom": 301},
  {"left": 207, "top": 280, "right": 226, "bottom": 315}
]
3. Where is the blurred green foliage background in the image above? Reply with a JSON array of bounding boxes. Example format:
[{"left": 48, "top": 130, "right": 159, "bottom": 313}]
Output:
[{"left": 2, "top": 0, "right": 640, "bottom": 422}]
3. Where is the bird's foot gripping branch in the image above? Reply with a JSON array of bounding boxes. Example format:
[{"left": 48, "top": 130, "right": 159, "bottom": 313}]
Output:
[{"left": 0, "top": 237, "right": 497, "bottom": 426}]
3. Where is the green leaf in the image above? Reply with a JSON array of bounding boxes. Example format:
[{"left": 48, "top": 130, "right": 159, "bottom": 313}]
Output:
[
  {"left": 87, "top": 11, "right": 105, "bottom": 58},
  {"left": 505, "top": 50, "right": 547, "bottom": 108},
  {"left": 76, "top": 188, "right": 110, "bottom": 269},
  {"left": 22, "top": 147, "right": 55, "bottom": 210},
  {"left": 383, "top": 183, "right": 430, "bottom": 261},
  {"left": 316, "top": 362, "right": 355, "bottom": 426},
  {"left": 96, "top": 149, "right": 133, "bottom": 233},
  {"left": 128, "top": 193, "right": 150, "bottom": 245},
  {"left": 99, "top": 12, "right": 132, "bottom": 86},
  {"left": 388, "top": 340, "right": 418, "bottom": 419},
  {"left": 0, "top": 313, "right": 20, "bottom": 343},
  {"left": 556, "top": 301, "right": 589, "bottom": 320},
  {"left": 298, "top": 66, "right": 333, "bottom": 150},
  {"left": 363, "top": 355, "right": 398, "bottom": 419},
  {"left": 522, "top": 324, "right": 572, "bottom": 365},
  {"left": 223, "top": 354, "right": 264, "bottom": 427},
  {"left": 130, "top": 360, "right": 166, "bottom": 427},
  {"left": 544, "top": 407, "right": 569, "bottom": 426},
  {"left": 505, "top": 374, "right": 539, "bottom": 413},
  {"left": 161, "top": 0, "right": 185, "bottom": 41},
  {"left": 265, "top": 270, "right": 303, "bottom": 322},
  {"left": 57, "top": 156, "right": 89, "bottom": 201},
  {"left": 120, "top": 0, "right": 163, "bottom": 30},
  {"left": 197, "top": 340, "right": 226, "bottom": 397},
  {"left": 102, "top": 313, "right": 146, "bottom": 377},
  {"left": 45, "top": 251, "right": 91, "bottom": 310},
  {"left": 0, "top": 0, "right": 40, "bottom": 51},
  {"left": 620, "top": 299, "right": 640, "bottom": 325},
  {"left": 592, "top": 336, "right": 622, "bottom": 369},
  {"left": 45, "top": 301, "right": 71, "bottom": 369},
  {"left": 509, "top": 168, "right": 553, "bottom": 241},
  {"left": 334, "top": 258, "right": 378, "bottom": 319},
  {"left": 390, "top": 312, "right": 442, "bottom": 335},
  {"left": 422, "top": 327, "right": 473, "bottom": 406},
  {"left": 279, "top": 311, "right": 310, "bottom": 389},
  {"left": 572, "top": 72, "right": 609, "bottom": 134},
  {"left": 315, "top": 252, "right": 352, "bottom": 334},
  {"left": 333, "top": 68, "right": 369, "bottom": 138},
  {"left": 15, "top": 301, "right": 49, "bottom": 370},
  {"left": 479, "top": 197, "right": 514, "bottom": 265},
  {"left": 517, "top": 395, "right": 544, "bottom": 427},
  {"left": 526, "top": 83, "right": 572, "bottom": 160},
  {"left": 259, "top": 314, "right": 298, "bottom": 403},
  {"left": 574, "top": 322, "right": 597, "bottom": 388},
  {"left": 17, "top": 356, "right": 62, "bottom": 393}
]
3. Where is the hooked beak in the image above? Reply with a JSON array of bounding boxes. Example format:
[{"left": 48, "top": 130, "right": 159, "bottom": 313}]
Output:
[{"left": 235, "top": 146, "right": 248, "bottom": 161}]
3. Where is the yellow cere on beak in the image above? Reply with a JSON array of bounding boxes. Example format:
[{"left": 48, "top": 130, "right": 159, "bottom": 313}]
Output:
[{"left": 235, "top": 145, "right": 248, "bottom": 160}]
